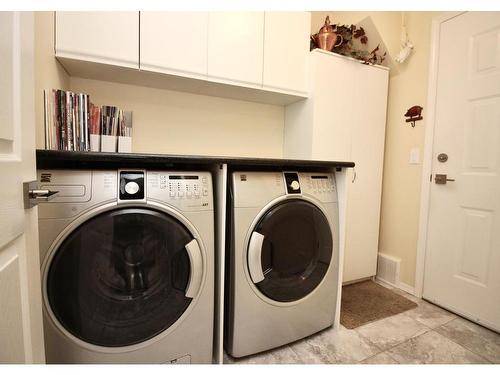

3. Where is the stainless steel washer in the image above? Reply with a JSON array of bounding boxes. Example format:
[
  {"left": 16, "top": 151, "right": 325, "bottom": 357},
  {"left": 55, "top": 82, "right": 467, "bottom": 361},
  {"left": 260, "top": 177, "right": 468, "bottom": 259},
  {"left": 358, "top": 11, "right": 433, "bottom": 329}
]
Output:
[{"left": 37, "top": 169, "right": 214, "bottom": 363}]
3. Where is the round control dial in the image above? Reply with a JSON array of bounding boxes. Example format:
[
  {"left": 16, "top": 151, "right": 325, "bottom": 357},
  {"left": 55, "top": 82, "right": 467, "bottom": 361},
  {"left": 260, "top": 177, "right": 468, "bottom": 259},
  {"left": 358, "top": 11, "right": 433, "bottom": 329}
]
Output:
[
  {"left": 124, "top": 181, "right": 140, "bottom": 195},
  {"left": 290, "top": 180, "right": 300, "bottom": 191}
]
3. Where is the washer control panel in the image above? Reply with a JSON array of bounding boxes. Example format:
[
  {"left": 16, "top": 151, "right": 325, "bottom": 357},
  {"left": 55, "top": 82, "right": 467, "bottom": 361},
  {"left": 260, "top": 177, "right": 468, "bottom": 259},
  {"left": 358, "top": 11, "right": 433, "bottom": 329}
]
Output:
[
  {"left": 299, "top": 172, "right": 337, "bottom": 203},
  {"left": 165, "top": 175, "right": 209, "bottom": 199},
  {"left": 147, "top": 171, "right": 213, "bottom": 211}
]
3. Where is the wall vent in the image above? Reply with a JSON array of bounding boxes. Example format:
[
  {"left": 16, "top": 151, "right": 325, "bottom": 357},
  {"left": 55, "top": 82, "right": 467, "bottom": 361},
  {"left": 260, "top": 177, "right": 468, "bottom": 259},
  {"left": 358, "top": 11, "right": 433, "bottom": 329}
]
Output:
[{"left": 376, "top": 253, "right": 401, "bottom": 286}]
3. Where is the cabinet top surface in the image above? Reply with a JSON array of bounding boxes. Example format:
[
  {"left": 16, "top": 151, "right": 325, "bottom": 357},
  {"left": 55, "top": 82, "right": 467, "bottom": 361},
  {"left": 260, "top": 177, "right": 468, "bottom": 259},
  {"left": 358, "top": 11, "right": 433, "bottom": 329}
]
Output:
[
  {"left": 311, "top": 48, "right": 390, "bottom": 71},
  {"left": 36, "top": 150, "right": 354, "bottom": 171}
]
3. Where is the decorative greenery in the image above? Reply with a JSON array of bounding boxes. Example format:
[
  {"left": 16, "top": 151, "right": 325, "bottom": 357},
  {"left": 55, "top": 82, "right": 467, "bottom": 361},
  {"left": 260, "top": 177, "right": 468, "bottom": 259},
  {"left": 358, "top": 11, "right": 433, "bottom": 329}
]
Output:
[{"left": 311, "top": 22, "right": 387, "bottom": 65}]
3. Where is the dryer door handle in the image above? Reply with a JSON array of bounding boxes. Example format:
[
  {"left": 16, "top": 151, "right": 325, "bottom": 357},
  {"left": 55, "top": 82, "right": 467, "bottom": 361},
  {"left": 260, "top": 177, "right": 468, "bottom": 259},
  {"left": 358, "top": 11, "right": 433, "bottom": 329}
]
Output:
[
  {"left": 248, "top": 232, "right": 265, "bottom": 283},
  {"left": 185, "top": 239, "right": 203, "bottom": 298}
]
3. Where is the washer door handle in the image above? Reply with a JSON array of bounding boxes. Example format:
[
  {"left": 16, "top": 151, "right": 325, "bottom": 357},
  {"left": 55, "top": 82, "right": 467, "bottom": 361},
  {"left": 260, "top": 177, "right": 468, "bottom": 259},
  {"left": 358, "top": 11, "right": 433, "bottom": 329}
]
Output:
[
  {"left": 185, "top": 239, "right": 203, "bottom": 298},
  {"left": 248, "top": 232, "right": 265, "bottom": 283}
]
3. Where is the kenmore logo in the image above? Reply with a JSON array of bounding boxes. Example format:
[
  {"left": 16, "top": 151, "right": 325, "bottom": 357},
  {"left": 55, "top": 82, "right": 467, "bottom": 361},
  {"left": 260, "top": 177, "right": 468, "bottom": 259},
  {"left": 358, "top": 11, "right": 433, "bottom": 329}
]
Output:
[{"left": 40, "top": 173, "right": 51, "bottom": 183}]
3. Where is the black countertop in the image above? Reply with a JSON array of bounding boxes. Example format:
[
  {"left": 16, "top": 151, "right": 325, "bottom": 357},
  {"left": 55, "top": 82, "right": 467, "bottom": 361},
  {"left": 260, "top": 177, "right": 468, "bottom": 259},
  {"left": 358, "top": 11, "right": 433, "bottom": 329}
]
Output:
[{"left": 36, "top": 150, "right": 354, "bottom": 171}]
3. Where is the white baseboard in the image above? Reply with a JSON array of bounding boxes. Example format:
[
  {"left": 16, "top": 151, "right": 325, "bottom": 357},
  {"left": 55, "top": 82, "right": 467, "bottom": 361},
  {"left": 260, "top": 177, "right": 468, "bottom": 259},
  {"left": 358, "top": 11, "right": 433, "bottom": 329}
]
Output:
[
  {"left": 375, "top": 276, "right": 417, "bottom": 297},
  {"left": 397, "top": 281, "right": 416, "bottom": 296}
]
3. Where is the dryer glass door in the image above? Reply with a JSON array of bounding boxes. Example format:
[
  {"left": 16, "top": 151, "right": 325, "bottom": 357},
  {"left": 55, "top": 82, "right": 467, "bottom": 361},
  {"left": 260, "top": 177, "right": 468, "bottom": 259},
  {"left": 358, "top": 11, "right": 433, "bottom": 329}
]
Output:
[
  {"left": 248, "top": 200, "right": 333, "bottom": 302},
  {"left": 46, "top": 208, "right": 195, "bottom": 347}
]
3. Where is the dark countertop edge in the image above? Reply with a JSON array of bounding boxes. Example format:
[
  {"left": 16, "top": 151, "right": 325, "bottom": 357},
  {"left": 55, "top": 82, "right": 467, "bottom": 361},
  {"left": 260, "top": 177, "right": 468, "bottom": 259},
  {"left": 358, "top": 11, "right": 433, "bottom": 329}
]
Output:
[{"left": 36, "top": 150, "right": 355, "bottom": 170}]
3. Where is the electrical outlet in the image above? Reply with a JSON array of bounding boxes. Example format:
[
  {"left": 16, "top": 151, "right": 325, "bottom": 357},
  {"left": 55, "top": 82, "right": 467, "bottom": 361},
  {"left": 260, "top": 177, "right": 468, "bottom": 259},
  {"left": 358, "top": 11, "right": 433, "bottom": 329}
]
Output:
[{"left": 409, "top": 147, "right": 420, "bottom": 164}]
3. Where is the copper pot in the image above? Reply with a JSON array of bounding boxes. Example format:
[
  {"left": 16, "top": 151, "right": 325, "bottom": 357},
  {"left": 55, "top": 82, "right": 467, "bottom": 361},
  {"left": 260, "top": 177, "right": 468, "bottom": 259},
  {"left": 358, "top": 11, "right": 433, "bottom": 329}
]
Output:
[{"left": 311, "top": 16, "right": 343, "bottom": 51}]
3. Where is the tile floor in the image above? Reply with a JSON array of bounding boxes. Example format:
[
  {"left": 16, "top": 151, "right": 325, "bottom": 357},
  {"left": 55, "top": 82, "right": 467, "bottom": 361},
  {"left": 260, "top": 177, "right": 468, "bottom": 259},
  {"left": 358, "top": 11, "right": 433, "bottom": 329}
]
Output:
[{"left": 223, "top": 282, "right": 500, "bottom": 364}]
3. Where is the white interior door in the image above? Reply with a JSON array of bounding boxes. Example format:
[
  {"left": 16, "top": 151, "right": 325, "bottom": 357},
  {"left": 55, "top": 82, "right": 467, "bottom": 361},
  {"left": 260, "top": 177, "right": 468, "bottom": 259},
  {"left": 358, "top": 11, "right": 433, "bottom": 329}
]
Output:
[
  {"left": 0, "top": 12, "right": 45, "bottom": 363},
  {"left": 424, "top": 12, "right": 500, "bottom": 332}
]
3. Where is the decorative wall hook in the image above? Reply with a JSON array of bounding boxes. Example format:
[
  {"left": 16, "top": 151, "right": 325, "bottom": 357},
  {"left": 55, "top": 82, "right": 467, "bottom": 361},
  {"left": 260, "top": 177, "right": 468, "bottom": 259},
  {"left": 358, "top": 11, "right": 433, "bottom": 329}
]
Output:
[{"left": 404, "top": 105, "right": 423, "bottom": 127}]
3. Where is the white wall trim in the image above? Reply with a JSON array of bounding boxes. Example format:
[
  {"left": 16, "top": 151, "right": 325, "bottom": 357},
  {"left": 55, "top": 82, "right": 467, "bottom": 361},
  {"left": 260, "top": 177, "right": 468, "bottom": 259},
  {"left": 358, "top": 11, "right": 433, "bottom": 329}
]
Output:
[
  {"left": 414, "top": 11, "right": 467, "bottom": 299},
  {"left": 397, "top": 281, "right": 416, "bottom": 296},
  {"left": 375, "top": 277, "right": 416, "bottom": 297}
]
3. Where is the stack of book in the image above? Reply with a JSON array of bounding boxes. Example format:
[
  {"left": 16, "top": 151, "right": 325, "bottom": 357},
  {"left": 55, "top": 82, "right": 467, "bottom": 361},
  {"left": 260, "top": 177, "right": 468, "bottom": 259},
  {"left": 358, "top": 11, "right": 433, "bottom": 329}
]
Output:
[
  {"left": 43, "top": 89, "right": 132, "bottom": 153},
  {"left": 43, "top": 90, "right": 90, "bottom": 151}
]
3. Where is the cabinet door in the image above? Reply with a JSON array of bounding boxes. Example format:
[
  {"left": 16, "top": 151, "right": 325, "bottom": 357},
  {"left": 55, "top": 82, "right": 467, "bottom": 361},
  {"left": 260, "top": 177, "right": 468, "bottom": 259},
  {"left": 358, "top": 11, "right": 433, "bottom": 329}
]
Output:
[
  {"left": 55, "top": 12, "right": 139, "bottom": 69},
  {"left": 343, "top": 64, "right": 389, "bottom": 283},
  {"left": 263, "top": 12, "right": 310, "bottom": 93},
  {"left": 140, "top": 12, "right": 208, "bottom": 78},
  {"left": 311, "top": 51, "right": 355, "bottom": 161},
  {"left": 207, "top": 12, "right": 264, "bottom": 86}
]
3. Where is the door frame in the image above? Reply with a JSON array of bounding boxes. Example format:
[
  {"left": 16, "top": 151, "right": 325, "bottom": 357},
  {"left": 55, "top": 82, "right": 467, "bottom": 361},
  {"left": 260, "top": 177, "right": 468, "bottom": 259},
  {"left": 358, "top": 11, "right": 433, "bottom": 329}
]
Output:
[{"left": 414, "top": 11, "right": 466, "bottom": 298}]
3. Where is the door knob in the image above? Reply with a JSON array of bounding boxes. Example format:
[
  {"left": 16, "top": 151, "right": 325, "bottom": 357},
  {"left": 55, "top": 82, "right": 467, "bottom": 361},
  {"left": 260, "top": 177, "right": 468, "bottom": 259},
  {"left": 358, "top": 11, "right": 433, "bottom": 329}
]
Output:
[{"left": 434, "top": 174, "right": 455, "bottom": 185}]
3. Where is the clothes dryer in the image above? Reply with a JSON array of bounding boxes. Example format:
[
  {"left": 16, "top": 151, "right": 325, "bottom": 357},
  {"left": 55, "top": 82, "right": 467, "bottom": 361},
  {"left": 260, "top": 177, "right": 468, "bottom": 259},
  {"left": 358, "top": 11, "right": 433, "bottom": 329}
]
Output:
[{"left": 225, "top": 171, "right": 339, "bottom": 357}]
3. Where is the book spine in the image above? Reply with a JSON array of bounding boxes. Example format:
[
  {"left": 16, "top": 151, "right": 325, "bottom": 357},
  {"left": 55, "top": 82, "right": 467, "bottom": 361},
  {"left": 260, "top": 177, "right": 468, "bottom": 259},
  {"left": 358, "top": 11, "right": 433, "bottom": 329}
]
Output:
[
  {"left": 57, "top": 90, "right": 64, "bottom": 151},
  {"left": 85, "top": 94, "right": 89, "bottom": 151},
  {"left": 74, "top": 93, "right": 79, "bottom": 151},
  {"left": 78, "top": 94, "right": 83, "bottom": 151},
  {"left": 52, "top": 89, "right": 58, "bottom": 150},
  {"left": 43, "top": 90, "right": 49, "bottom": 149},
  {"left": 71, "top": 92, "right": 76, "bottom": 151}
]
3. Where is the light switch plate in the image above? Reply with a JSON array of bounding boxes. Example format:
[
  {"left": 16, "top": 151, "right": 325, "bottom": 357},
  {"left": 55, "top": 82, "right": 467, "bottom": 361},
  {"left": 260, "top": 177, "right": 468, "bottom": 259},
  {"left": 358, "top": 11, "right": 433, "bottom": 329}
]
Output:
[{"left": 409, "top": 147, "right": 420, "bottom": 164}]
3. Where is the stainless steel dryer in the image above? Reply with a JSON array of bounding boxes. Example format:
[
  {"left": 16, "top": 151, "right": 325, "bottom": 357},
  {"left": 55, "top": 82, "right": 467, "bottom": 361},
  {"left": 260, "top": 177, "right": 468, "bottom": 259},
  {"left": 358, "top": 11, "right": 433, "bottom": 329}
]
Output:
[
  {"left": 225, "top": 171, "right": 340, "bottom": 358},
  {"left": 37, "top": 169, "right": 214, "bottom": 363}
]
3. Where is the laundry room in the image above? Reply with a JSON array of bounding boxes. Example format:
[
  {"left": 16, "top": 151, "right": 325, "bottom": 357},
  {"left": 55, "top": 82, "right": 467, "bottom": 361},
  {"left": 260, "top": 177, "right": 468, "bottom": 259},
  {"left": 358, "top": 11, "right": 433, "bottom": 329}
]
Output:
[{"left": 1, "top": 0, "right": 500, "bottom": 372}]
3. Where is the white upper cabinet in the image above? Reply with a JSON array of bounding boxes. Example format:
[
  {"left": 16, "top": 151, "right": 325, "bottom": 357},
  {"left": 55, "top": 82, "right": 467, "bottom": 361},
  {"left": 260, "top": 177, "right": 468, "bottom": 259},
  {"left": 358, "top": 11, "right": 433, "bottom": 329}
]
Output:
[
  {"left": 54, "top": 11, "right": 309, "bottom": 104},
  {"left": 263, "top": 12, "right": 310, "bottom": 94},
  {"left": 55, "top": 12, "right": 139, "bottom": 68},
  {"left": 140, "top": 12, "right": 208, "bottom": 78},
  {"left": 207, "top": 12, "right": 264, "bottom": 87}
]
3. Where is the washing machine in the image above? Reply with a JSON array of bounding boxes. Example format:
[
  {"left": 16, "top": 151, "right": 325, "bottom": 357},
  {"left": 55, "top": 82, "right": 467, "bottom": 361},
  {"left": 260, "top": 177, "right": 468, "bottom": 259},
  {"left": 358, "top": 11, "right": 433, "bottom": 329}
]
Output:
[
  {"left": 225, "top": 171, "right": 340, "bottom": 358},
  {"left": 37, "top": 169, "right": 214, "bottom": 363}
]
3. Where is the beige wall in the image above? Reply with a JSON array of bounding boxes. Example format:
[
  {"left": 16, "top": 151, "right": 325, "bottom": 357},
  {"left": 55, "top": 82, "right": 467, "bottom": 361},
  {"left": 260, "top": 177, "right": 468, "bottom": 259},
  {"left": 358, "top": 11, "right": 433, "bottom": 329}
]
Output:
[
  {"left": 312, "top": 11, "right": 440, "bottom": 287},
  {"left": 380, "top": 12, "right": 440, "bottom": 287},
  {"left": 34, "top": 12, "right": 284, "bottom": 158},
  {"left": 69, "top": 78, "right": 284, "bottom": 157},
  {"left": 34, "top": 12, "right": 69, "bottom": 150}
]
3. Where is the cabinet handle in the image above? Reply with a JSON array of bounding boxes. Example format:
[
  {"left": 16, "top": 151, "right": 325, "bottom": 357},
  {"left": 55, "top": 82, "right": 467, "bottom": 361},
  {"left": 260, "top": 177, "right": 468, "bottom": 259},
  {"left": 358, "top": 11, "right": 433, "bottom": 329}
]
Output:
[{"left": 352, "top": 169, "right": 357, "bottom": 183}]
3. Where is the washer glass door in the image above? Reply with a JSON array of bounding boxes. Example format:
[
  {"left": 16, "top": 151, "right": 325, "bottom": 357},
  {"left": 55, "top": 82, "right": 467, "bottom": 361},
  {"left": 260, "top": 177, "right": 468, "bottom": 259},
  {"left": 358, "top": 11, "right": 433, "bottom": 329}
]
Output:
[
  {"left": 248, "top": 200, "right": 333, "bottom": 302},
  {"left": 46, "top": 208, "right": 195, "bottom": 347}
]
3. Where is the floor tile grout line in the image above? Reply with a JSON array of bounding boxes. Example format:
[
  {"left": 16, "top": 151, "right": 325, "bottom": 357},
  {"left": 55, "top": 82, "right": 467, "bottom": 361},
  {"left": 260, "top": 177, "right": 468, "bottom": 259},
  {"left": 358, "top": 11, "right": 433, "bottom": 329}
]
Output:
[
  {"left": 412, "top": 315, "right": 458, "bottom": 330},
  {"left": 379, "top": 329, "right": 434, "bottom": 364},
  {"left": 382, "top": 328, "right": 431, "bottom": 356},
  {"left": 356, "top": 324, "right": 431, "bottom": 357},
  {"left": 429, "top": 326, "right": 493, "bottom": 364},
  {"left": 383, "top": 350, "right": 401, "bottom": 364},
  {"left": 358, "top": 351, "right": 401, "bottom": 364},
  {"left": 354, "top": 329, "right": 387, "bottom": 354},
  {"left": 429, "top": 317, "right": 495, "bottom": 363}
]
